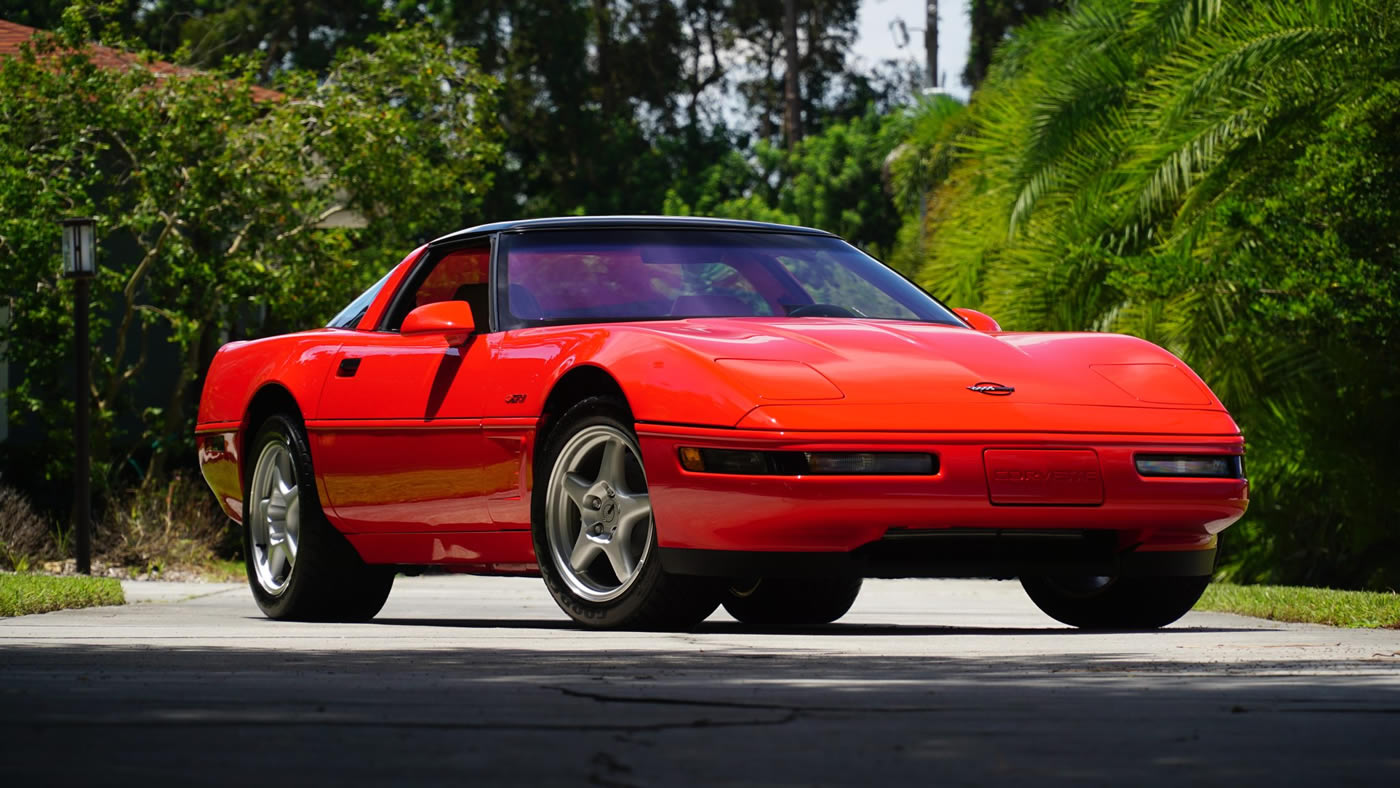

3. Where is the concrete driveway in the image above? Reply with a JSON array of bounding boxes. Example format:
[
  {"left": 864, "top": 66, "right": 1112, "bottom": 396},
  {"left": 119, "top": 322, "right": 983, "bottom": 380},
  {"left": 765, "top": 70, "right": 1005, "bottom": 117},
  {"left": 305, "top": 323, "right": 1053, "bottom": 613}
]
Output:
[{"left": 2, "top": 576, "right": 1398, "bottom": 786}]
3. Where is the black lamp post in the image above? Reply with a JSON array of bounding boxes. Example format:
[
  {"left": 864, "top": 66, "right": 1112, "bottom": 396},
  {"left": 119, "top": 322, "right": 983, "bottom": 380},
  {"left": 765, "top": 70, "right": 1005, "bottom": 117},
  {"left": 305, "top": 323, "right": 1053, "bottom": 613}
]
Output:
[{"left": 61, "top": 217, "right": 96, "bottom": 575}]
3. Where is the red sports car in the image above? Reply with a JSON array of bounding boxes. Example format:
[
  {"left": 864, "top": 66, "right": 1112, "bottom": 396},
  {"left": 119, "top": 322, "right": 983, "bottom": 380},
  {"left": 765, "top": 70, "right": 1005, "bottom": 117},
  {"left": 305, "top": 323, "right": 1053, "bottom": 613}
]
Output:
[{"left": 196, "top": 216, "right": 1248, "bottom": 629}]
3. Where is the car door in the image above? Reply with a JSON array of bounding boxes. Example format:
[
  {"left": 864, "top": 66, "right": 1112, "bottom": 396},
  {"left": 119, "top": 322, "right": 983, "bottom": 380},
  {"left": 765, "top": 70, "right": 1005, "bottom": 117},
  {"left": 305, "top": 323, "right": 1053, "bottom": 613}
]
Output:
[{"left": 311, "top": 241, "right": 514, "bottom": 533}]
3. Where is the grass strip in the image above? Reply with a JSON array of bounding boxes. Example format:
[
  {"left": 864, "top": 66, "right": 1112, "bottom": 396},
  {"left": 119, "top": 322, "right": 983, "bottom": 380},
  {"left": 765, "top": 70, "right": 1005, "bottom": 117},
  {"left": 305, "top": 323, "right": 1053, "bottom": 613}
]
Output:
[
  {"left": 0, "top": 573, "right": 125, "bottom": 617},
  {"left": 1197, "top": 583, "right": 1400, "bottom": 628},
  {"left": 201, "top": 558, "right": 246, "bottom": 583}
]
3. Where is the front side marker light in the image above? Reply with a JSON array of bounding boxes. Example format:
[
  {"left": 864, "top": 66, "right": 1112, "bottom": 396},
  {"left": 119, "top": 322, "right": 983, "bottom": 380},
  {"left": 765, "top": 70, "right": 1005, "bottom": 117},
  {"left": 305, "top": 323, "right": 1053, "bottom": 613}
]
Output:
[
  {"left": 678, "top": 446, "right": 706, "bottom": 472},
  {"left": 1135, "top": 454, "right": 1242, "bottom": 478},
  {"left": 679, "top": 448, "right": 773, "bottom": 474}
]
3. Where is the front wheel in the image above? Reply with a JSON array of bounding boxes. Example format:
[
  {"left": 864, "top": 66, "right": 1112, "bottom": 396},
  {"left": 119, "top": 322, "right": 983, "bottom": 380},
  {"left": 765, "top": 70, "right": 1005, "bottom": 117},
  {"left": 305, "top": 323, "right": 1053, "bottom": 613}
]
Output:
[
  {"left": 1019, "top": 574, "right": 1210, "bottom": 630},
  {"left": 244, "top": 413, "right": 394, "bottom": 621},
  {"left": 722, "top": 576, "right": 864, "bottom": 627},
  {"left": 533, "top": 396, "right": 721, "bottom": 630}
]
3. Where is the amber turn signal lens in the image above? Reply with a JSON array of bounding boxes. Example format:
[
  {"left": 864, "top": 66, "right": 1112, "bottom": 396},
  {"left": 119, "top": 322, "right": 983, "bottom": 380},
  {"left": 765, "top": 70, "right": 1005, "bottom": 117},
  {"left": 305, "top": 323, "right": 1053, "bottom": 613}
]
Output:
[{"left": 678, "top": 446, "right": 706, "bottom": 472}]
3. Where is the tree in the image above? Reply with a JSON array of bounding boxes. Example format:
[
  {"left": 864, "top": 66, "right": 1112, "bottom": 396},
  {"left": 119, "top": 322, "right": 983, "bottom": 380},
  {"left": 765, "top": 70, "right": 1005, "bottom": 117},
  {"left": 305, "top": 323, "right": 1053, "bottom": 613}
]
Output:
[
  {"left": 0, "top": 0, "right": 74, "bottom": 28},
  {"left": 727, "top": 0, "right": 862, "bottom": 146},
  {"left": 963, "top": 0, "right": 1065, "bottom": 88},
  {"left": 891, "top": 0, "right": 1400, "bottom": 588},
  {"left": 0, "top": 22, "right": 501, "bottom": 490},
  {"left": 665, "top": 106, "right": 911, "bottom": 256},
  {"left": 16, "top": 1, "right": 885, "bottom": 218},
  {"left": 0, "top": 1, "right": 400, "bottom": 77}
]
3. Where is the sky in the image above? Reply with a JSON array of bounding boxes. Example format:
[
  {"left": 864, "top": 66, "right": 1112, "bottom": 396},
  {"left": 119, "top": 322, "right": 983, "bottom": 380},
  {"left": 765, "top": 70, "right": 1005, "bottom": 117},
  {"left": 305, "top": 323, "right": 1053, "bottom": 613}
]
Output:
[{"left": 851, "top": 0, "right": 972, "bottom": 100}]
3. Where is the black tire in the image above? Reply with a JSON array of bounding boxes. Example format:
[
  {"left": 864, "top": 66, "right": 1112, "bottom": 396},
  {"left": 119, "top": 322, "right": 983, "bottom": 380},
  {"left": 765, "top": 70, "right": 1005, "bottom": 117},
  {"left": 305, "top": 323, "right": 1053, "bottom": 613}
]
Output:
[
  {"left": 532, "top": 396, "right": 722, "bottom": 630},
  {"left": 722, "top": 576, "right": 864, "bottom": 627},
  {"left": 243, "top": 413, "right": 394, "bottom": 621},
  {"left": 1019, "top": 574, "right": 1210, "bottom": 630}
]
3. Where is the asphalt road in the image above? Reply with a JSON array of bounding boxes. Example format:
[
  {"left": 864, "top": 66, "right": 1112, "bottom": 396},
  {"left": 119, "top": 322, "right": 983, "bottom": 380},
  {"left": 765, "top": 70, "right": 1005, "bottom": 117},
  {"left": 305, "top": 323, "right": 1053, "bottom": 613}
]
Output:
[{"left": 2, "top": 576, "right": 1398, "bottom": 786}]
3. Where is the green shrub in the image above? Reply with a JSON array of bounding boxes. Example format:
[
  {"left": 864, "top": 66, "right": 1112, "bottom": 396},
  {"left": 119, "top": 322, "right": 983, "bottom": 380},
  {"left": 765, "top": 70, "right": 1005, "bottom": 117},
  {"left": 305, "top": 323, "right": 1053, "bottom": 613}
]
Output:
[
  {"left": 98, "top": 473, "right": 237, "bottom": 576},
  {"left": 0, "top": 484, "right": 56, "bottom": 571}
]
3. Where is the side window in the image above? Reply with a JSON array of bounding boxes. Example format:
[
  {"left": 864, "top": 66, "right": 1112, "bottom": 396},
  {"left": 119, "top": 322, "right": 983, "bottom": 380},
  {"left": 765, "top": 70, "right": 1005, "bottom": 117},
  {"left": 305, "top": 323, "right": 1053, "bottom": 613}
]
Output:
[
  {"left": 415, "top": 248, "right": 490, "bottom": 308},
  {"left": 385, "top": 244, "right": 491, "bottom": 331}
]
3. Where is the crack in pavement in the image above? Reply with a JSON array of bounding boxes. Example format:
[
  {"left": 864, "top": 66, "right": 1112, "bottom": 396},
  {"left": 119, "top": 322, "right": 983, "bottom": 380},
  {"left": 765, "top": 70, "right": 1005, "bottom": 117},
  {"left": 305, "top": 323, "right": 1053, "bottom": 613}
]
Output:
[
  {"left": 551, "top": 684, "right": 954, "bottom": 714},
  {"left": 587, "top": 751, "right": 637, "bottom": 788},
  {"left": 0, "top": 713, "right": 799, "bottom": 733}
]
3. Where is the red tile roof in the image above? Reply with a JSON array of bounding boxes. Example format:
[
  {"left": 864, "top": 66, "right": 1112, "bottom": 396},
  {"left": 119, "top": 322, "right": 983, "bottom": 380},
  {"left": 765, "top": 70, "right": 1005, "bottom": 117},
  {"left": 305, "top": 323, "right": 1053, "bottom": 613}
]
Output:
[
  {"left": 0, "top": 18, "right": 282, "bottom": 102},
  {"left": 0, "top": 18, "right": 32, "bottom": 53}
]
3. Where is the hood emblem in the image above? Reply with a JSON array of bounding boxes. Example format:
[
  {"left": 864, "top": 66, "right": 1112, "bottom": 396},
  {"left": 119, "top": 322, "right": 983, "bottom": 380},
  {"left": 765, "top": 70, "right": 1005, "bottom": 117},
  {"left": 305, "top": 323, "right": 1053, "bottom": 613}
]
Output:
[{"left": 968, "top": 382, "right": 1015, "bottom": 396}]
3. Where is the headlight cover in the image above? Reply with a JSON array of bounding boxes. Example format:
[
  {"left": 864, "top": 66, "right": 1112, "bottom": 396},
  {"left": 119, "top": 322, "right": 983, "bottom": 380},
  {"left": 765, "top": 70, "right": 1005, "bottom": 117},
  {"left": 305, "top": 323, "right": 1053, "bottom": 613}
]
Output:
[
  {"left": 713, "top": 358, "right": 844, "bottom": 400},
  {"left": 1091, "top": 363, "right": 1212, "bottom": 406}
]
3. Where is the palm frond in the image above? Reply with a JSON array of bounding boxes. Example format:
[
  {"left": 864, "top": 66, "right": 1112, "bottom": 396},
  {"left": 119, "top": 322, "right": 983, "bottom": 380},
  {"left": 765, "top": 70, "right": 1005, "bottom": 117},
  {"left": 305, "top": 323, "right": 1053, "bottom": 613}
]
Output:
[
  {"left": 1158, "top": 24, "right": 1347, "bottom": 127},
  {"left": 1131, "top": 0, "right": 1225, "bottom": 49},
  {"left": 1132, "top": 105, "right": 1258, "bottom": 220}
]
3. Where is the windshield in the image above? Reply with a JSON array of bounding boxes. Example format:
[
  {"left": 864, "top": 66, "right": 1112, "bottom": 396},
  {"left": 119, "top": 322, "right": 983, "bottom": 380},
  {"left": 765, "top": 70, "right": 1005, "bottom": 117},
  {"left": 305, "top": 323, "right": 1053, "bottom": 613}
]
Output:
[
  {"left": 326, "top": 270, "right": 391, "bottom": 329},
  {"left": 499, "top": 229, "right": 960, "bottom": 329}
]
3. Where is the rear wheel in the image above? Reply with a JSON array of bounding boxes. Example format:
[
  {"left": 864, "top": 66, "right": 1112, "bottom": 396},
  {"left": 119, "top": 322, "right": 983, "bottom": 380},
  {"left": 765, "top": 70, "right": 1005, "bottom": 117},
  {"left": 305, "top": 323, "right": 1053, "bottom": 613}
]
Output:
[
  {"left": 1019, "top": 574, "right": 1210, "bottom": 630},
  {"left": 244, "top": 413, "right": 394, "bottom": 621},
  {"left": 722, "top": 576, "right": 864, "bottom": 627},
  {"left": 533, "top": 396, "right": 721, "bottom": 630}
]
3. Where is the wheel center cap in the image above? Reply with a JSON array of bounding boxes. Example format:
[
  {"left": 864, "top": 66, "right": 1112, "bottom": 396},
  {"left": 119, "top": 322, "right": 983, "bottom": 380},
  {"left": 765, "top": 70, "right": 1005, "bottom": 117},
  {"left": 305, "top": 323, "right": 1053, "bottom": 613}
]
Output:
[{"left": 601, "top": 501, "right": 618, "bottom": 522}]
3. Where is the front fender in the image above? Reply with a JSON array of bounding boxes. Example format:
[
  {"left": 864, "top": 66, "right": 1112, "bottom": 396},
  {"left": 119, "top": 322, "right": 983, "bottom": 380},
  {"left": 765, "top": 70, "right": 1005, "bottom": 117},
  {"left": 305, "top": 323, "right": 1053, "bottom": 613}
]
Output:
[{"left": 565, "top": 331, "right": 763, "bottom": 427}]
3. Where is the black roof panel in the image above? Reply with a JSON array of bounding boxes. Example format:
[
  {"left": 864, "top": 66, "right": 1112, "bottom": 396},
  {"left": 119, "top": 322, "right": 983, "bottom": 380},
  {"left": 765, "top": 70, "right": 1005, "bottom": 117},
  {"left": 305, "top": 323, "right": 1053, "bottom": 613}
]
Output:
[{"left": 429, "top": 215, "right": 836, "bottom": 246}]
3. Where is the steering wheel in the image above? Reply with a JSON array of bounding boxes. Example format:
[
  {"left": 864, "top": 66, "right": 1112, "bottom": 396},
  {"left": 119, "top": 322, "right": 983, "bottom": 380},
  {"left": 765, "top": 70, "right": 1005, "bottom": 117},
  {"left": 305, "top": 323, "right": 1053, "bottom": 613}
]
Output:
[{"left": 786, "top": 303, "right": 859, "bottom": 318}]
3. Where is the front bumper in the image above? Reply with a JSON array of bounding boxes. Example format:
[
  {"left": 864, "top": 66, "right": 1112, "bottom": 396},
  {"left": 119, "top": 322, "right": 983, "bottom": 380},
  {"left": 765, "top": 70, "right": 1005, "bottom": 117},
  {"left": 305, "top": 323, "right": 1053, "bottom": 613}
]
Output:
[
  {"left": 660, "top": 529, "right": 1220, "bottom": 579},
  {"left": 637, "top": 423, "right": 1246, "bottom": 578}
]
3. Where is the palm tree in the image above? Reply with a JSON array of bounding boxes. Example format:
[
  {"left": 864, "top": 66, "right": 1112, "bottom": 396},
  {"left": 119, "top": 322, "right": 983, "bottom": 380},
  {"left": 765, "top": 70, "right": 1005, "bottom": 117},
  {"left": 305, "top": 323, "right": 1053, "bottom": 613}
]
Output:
[{"left": 895, "top": 0, "right": 1400, "bottom": 588}]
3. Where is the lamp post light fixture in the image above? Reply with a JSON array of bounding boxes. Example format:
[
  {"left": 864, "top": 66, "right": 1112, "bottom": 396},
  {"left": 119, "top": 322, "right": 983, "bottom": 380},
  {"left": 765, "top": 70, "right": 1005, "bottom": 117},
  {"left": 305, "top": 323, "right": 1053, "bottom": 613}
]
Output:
[
  {"left": 61, "top": 217, "right": 97, "bottom": 277},
  {"left": 61, "top": 217, "right": 96, "bottom": 575}
]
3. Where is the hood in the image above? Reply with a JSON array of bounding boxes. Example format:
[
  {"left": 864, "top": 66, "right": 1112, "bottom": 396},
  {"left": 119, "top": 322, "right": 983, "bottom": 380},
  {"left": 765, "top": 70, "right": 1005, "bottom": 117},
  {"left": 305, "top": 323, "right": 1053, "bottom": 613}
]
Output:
[
  {"left": 615, "top": 318, "right": 1238, "bottom": 434},
  {"left": 625, "top": 318, "right": 1216, "bottom": 407}
]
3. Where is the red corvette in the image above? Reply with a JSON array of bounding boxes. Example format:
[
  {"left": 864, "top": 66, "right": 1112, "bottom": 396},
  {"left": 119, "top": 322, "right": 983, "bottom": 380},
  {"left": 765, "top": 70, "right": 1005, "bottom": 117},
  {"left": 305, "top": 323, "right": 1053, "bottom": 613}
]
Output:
[{"left": 196, "top": 217, "right": 1248, "bottom": 629}]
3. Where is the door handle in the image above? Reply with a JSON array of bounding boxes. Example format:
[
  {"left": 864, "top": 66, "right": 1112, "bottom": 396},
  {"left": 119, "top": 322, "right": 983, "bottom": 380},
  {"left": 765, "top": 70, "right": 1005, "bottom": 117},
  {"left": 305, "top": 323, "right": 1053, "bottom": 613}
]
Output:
[{"left": 337, "top": 358, "right": 362, "bottom": 377}]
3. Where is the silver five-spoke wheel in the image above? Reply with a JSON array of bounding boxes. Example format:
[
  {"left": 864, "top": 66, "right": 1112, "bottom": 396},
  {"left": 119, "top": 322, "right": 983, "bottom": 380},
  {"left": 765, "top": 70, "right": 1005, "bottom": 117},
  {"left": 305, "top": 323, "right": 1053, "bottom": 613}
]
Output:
[
  {"left": 242, "top": 413, "right": 394, "bottom": 621},
  {"left": 544, "top": 424, "right": 652, "bottom": 602},
  {"left": 249, "top": 439, "right": 300, "bottom": 595}
]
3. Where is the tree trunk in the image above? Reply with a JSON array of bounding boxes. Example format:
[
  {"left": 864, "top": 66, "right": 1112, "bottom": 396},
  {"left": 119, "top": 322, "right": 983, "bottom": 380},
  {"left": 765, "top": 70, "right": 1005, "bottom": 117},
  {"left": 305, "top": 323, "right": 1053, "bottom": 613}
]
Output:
[
  {"left": 593, "top": 0, "right": 618, "bottom": 116},
  {"left": 926, "top": 1, "right": 939, "bottom": 90},
  {"left": 783, "top": 0, "right": 802, "bottom": 149}
]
